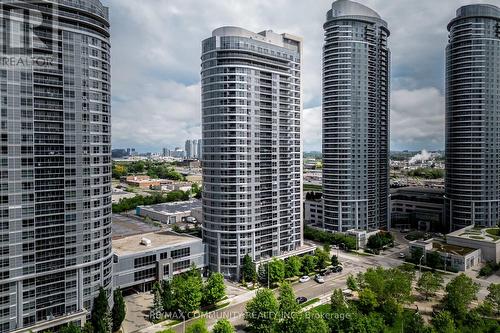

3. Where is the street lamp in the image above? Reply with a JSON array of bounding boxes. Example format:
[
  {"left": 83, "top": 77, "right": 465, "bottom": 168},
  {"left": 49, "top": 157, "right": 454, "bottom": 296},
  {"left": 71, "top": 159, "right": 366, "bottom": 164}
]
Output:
[{"left": 419, "top": 254, "right": 425, "bottom": 276}]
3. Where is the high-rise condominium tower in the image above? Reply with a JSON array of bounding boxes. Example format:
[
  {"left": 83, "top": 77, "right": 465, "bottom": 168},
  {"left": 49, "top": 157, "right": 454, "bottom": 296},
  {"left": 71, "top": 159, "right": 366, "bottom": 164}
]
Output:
[
  {"left": 445, "top": 4, "right": 500, "bottom": 230},
  {"left": 0, "top": 0, "right": 112, "bottom": 331},
  {"left": 322, "top": 0, "right": 390, "bottom": 232},
  {"left": 201, "top": 27, "right": 303, "bottom": 279}
]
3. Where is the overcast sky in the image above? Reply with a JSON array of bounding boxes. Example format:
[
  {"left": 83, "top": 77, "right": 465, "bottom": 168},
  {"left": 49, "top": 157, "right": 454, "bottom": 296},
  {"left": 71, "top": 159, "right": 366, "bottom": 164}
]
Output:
[{"left": 102, "top": 0, "right": 494, "bottom": 153}]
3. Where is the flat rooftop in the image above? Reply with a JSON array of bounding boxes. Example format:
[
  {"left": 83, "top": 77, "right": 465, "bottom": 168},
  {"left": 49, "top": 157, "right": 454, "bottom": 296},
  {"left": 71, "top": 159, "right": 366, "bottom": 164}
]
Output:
[
  {"left": 112, "top": 231, "right": 200, "bottom": 256},
  {"left": 112, "top": 214, "right": 160, "bottom": 239},
  {"left": 432, "top": 241, "right": 476, "bottom": 256},
  {"left": 139, "top": 199, "right": 201, "bottom": 214},
  {"left": 448, "top": 226, "right": 500, "bottom": 243}
]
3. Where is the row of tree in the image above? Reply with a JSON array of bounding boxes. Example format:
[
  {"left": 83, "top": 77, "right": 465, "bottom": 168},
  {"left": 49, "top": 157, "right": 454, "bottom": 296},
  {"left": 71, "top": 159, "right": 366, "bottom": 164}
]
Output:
[
  {"left": 303, "top": 226, "right": 357, "bottom": 250},
  {"left": 112, "top": 190, "right": 190, "bottom": 213},
  {"left": 150, "top": 267, "right": 226, "bottom": 323},
  {"left": 112, "top": 161, "right": 185, "bottom": 181},
  {"left": 240, "top": 246, "right": 338, "bottom": 286},
  {"left": 245, "top": 282, "right": 329, "bottom": 333}
]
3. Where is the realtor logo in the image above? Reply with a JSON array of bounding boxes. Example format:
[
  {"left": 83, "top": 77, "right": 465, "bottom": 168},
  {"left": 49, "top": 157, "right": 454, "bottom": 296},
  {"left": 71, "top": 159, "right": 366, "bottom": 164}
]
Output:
[{"left": 0, "top": 0, "right": 58, "bottom": 66}]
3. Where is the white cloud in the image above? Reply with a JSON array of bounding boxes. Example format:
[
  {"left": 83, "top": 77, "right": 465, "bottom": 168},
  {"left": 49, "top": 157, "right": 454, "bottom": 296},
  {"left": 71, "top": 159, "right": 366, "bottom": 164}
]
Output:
[
  {"left": 391, "top": 88, "right": 445, "bottom": 151},
  {"left": 102, "top": 0, "right": 494, "bottom": 152}
]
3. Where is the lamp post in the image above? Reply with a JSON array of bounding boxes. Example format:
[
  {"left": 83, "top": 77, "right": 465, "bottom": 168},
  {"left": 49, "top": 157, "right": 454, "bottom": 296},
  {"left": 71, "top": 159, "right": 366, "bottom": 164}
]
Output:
[{"left": 419, "top": 254, "right": 425, "bottom": 277}]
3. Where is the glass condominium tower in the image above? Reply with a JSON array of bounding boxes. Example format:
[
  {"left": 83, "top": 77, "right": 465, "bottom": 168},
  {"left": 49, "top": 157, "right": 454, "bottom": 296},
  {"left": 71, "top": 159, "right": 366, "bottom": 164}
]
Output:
[
  {"left": 445, "top": 4, "right": 500, "bottom": 231},
  {"left": 322, "top": 0, "right": 390, "bottom": 232},
  {"left": 201, "top": 27, "right": 303, "bottom": 279},
  {"left": 0, "top": 0, "right": 112, "bottom": 331}
]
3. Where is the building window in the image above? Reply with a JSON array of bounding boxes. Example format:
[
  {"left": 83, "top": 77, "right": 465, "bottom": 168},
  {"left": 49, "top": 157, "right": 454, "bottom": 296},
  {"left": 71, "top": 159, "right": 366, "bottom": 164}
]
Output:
[
  {"left": 134, "top": 255, "right": 156, "bottom": 268},
  {"left": 171, "top": 247, "right": 190, "bottom": 259},
  {"left": 134, "top": 268, "right": 156, "bottom": 281},
  {"left": 172, "top": 260, "right": 190, "bottom": 272},
  {"left": 163, "top": 264, "right": 170, "bottom": 276}
]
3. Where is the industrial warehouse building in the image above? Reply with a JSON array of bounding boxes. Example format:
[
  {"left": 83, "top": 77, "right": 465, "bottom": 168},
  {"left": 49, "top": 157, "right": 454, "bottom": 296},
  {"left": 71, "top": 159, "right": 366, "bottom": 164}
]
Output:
[{"left": 136, "top": 200, "right": 202, "bottom": 224}]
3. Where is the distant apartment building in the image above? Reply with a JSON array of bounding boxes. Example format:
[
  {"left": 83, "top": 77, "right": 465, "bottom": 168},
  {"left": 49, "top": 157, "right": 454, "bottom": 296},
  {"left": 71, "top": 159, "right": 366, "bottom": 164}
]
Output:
[
  {"left": 201, "top": 26, "right": 303, "bottom": 279},
  {"left": 0, "top": 0, "right": 112, "bottom": 331},
  {"left": 171, "top": 147, "right": 185, "bottom": 159},
  {"left": 197, "top": 139, "right": 202, "bottom": 159},
  {"left": 445, "top": 4, "right": 500, "bottom": 231},
  {"left": 322, "top": 0, "right": 390, "bottom": 232}
]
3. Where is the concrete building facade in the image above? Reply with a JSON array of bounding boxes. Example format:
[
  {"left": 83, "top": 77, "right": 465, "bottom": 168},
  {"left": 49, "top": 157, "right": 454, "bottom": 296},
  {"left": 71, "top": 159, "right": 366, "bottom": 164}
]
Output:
[
  {"left": 112, "top": 232, "right": 206, "bottom": 292},
  {"left": 445, "top": 4, "right": 500, "bottom": 230},
  {"left": 322, "top": 0, "right": 390, "bottom": 232},
  {"left": 201, "top": 26, "right": 303, "bottom": 279},
  {"left": 0, "top": 0, "right": 112, "bottom": 331}
]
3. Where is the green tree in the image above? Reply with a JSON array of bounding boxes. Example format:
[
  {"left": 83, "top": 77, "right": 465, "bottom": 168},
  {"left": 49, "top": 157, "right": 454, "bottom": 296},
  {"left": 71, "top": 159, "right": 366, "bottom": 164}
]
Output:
[
  {"left": 486, "top": 283, "right": 500, "bottom": 315},
  {"left": 410, "top": 247, "right": 425, "bottom": 265},
  {"left": 172, "top": 272, "right": 203, "bottom": 315},
  {"left": 300, "top": 255, "right": 316, "bottom": 275},
  {"left": 432, "top": 311, "right": 456, "bottom": 333},
  {"left": 268, "top": 259, "right": 285, "bottom": 285},
  {"left": 112, "top": 288, "right": 126, "bottom": 332},
  {"left": 91, "top": 287, "right": 110, "bottom": 333},
  {"left": 362, "top": 267, "right": 413, "bottom": 305},
  {"left": 161, "top": 279, "right": 176, "bottom": 314},
  {"left": 202, "top": 272, "right": 226, "bottom": 306},
  {"left": 241, "top": 254, "right": 257, "bottom": 283},
  {"left": 186, "top": 319, "right": 209, "bottom": 333},
  {"left": 314, "top": 248, "right": 329, "bottom": 270},
  {"left": 284, "top": 256, "right": 301, "bottom": 278},
  {"left": 330, "top": 289, "right": 346, "bottom": 311},
  {"left": 330, "top": 254, "right": 339, "bottom": 267},
  {"left": 288, "top": 312, "right": 328, "bottom": 333},
  {"left": 60, "top": 323, "right": 82, "bottom": 333},
  {"left": 358, "top": 288, "right": 378, "bottom": 313},
  {"left": 442, "top": 273, "right": 480, "bottom": 320},
  {"left": 82, "top": 322, "right": 94, "bottom": 333},
  {"left": 426, "top": 251, "right": 444, "bottom": 269},
  {"left": 417, "top": 271, "right": 444, "bottom": 300},
  {"left": 258, "top": 263, "right": 268, "bottom": 285},
  {"left": 276, "top": 282, "right": 300, "bottom": 333},
  {"left": 244, "top": 289, "right": 279, "bottom": 333},
  {"left": 151, "top": 282, "right": 164, "bottom": 322},
  {"left": 212, "top": 319, "right": 235, "bottom": 333},
  {"left": 346, "top": 274, "right": 358, "bottom": 291}
]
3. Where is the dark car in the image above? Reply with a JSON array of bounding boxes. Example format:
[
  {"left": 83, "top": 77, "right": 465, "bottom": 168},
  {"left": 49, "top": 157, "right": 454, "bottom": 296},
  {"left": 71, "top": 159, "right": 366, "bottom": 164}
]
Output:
[
  {"left": 321, "top": 269, "right": 332, "bottom": 276},
  {"left": 296, "top": 296, "right": 308, "bottom": 304},
  {"left": 332, "top": 266, "right": 343, "bottom": 273}
]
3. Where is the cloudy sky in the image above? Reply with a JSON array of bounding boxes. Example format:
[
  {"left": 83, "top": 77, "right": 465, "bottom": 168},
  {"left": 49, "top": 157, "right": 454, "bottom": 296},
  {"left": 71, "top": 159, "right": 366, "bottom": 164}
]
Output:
[{"left": 102, "top": 0, "right": 493, "bottom": 152}]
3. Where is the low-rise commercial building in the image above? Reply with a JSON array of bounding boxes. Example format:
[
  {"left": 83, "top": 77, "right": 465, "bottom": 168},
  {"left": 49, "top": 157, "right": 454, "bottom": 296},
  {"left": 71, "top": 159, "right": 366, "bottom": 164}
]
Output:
[
  {"left": 136, "top": 200, "right": 202, "bottom": 224},
  {"left": 447, "top": 226, "right": 500, "bottom": 263},
  {"left": 122, "top": 175, "right": 161, "bottom": 189},
  {"left": 409, "top": 238, "right": 480, "bottom": 271},
  {"left": 390, "top": 187, "right": 445, "bottom": 232},
  {"left": 113, "top": 231, "right": 206, "bottom": 292}
]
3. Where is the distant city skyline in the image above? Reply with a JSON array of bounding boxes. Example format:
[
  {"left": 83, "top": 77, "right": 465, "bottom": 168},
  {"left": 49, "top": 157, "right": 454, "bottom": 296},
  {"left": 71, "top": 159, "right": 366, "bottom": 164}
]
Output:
[{"left": 103, "top": 0, "right": 494, "bottom": 152}]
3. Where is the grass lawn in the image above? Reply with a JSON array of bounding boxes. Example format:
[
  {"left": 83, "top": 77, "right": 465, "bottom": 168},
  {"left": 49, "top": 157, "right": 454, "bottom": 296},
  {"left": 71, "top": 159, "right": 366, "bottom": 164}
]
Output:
[
  {"left": 300, "top": 298, "right": 320, "bottom": 308},
  {"left": 303, "top": 184, "right": 322, "bottom": 192}
]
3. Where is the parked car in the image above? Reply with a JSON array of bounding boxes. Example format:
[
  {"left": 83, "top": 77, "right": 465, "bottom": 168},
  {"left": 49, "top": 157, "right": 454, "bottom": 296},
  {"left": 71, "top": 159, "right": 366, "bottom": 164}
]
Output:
[
  {"left": 332, "top": 245, "right": 339, "bottom": 250},
  {"left": 315, "top": 274, "right": 325, "bottom": 284},
  {"left": 332, "top": 266, "right": 343, "bottom": 273},
  {"left": 342, "top": 289, "right": 353, "bottom": 297},
  {"left": 321, "top": 269, "right": 332, "bottom": 276},
  {"left": 296, "top": 296, "right": 308, "bottom": 304},
  {"left": 399, "top": 252, "right": 406, "bottom": 259},
  {"left": 299, "top": 275, "right": 311, "bottom": 283}
]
